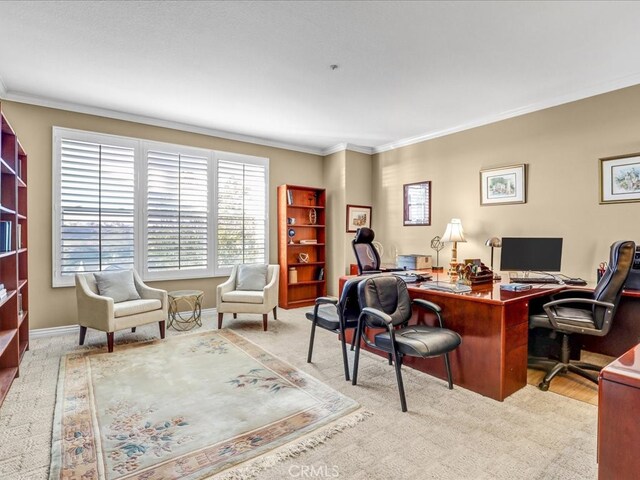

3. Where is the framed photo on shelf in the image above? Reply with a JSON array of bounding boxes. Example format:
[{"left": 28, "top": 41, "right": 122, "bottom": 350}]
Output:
[
  {"left": 600, "top": 153, "right": 640, "bottom": 204},
  {"left": 480, "top": 164, "right": 526, "bottom": 205},
  {"left": 346, "top": 204, "right": 372, "bottom": 232},
  {"left": 403, "top": 181, "right": 431, "bottom": 226}
]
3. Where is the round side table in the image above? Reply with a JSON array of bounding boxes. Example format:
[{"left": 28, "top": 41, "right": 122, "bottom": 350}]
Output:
[{"left": 168, "top": 290, "right": 204, "bottom": 331}]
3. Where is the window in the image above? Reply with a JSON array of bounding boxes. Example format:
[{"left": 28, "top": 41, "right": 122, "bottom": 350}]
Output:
[{"left": 53, "top": 127, "right": 268, "bottom": 287}]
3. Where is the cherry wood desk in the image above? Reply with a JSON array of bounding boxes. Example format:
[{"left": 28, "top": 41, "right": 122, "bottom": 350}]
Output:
[
  {"left": 598, "top": 343, "right": 640, "bottom": 479},
  {"left": 339, "top": 275, "right": 564, "bottom": 401}
]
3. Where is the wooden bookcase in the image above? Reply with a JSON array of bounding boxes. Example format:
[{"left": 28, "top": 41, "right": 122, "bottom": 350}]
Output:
[
  {"left": 0, "top": 103, "right": 29, "bottom": 406},
  {"left": 277, "top": 185, "right": 326, "bottom": 309}
]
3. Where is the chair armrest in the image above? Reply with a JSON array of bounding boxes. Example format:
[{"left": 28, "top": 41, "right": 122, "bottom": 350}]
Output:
[
  {"left": 549, "top": 289, "right": 593, "bottom": 301},
  {"left": 216, "top": 274, "right": 236, "bottom": 304},
  {"left": 263, "top": 270, "right": 279, "bottom": 308},
  {"left": 360, "top": 306, "right": 393, "bottom": 328},
  {"left": 133, "top": 271, "right": 168, "bottom": 314},
  {"left": 315, "top": 296, "right": 338, "bottom": 306},
  {"left": 543, "top": 297, "right": 615, "bottom": 335},
  {"left": 75, "top": 278, "right": 115, "bottom": 332},
  {"left": 413, "top": 298, "right": 445, "bottom": 328}
]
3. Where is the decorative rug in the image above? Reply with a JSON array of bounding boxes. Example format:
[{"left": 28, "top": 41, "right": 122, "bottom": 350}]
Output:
[{"left": 49, "top": 329, "right": 363, "bottom": 479}]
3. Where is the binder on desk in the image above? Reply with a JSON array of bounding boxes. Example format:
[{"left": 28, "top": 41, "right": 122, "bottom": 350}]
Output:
[{"left": 420, "top": 281, "right": 472, "bottom": 293}]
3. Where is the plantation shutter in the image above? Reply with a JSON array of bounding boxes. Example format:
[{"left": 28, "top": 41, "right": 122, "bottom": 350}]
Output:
[
  {"left": 146, "top": 150, "right": 208, "bottom": 272},
  {"left": 217, "top": 159, "right": 267, "bottom": 269},
  {"left": 59, "top": 138, "right": 135, "bottom": 276}
]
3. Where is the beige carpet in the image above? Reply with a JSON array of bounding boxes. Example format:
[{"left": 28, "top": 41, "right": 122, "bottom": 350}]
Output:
[{"left": 1, "top": 307, "right": 597, "bottom": 479}]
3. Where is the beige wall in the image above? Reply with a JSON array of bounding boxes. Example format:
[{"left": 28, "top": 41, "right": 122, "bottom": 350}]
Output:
[
  {"left": 2, "top": 101, "right": 324, "bottom": 329},
  {"left": 372, "top": 85, "right": 640, "bottom": 281}
]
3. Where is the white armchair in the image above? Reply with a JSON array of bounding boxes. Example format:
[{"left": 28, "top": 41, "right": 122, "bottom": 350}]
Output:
[
  {"left": 75, "top": 270, "right": 168, "bottom": 352},
  {"left": 216, "top": 264, "right": 279, "bottom": 331}
]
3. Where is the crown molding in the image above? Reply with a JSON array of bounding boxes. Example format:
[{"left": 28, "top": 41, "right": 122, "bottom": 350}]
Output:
[
  {"left": 322, "top": 143, "right": 373, "bottom": 156},
  {"left": 2, "top": 90, "right": 326, "bottom": 156},
  {"left": 373, "top": 72, "right": 640, "bottom": 154}
]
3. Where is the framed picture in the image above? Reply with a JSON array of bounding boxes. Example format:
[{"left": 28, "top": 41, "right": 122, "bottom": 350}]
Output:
[
  {"left": 600, "top": 153, "right": 640, "bottom": 204},
  {"left": 346, "top": 204, "right": 372, "bottom": 232},
  {"left": 403, "top": 181, "right": 431, "bottom": 226},
  {"left": 480, "top": 164, "right": 527, "bottom": 205}
]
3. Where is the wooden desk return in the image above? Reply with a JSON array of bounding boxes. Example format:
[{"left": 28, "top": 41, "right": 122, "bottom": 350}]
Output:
[{"left": 339, "top": 275, "right": 563, "bottom": 401}]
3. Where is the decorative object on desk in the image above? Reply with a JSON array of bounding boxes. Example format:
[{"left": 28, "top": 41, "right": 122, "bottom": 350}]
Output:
[
  {"left": 0, "top": 221, "right": 11, "bottom": 252},
  {"left": 467, "top": 261, "right": 494, "bottom": 285},
  {"left": 308, "top": 208, "right": 317, "bottom": 225},
  {"left": 403, "top": 181, "right": 431, "bottom": 226},
  {"left": 286, "top": 189, "right": 293, "bottom": 205},
  {"left": 298, "top": 252, "right": 309, "bottom": 263},
  {"left": 287, "top": 217, "right": 296, "bottom": 225},
  {"left": 288, "top": 266, "right": 298, "bottom": 284},
  {"left": 397, "top": 254, "right": 432, "bottom": 270},
  {"left": 456, "top": 263, "right": 472, "bottom": 285},
  {"left": 441, "top": 218, "right": 466, "bottom": 282},
  {"left": 599, "top": 152, "right": 640, "bottom": 204},
  {"left": 346, "top": 204, "right": 371, "bottom": 232},
  {"left": 480, "top": 164, "right": 526, "bottom": 205},
  {"left": 485, "top": 237, "right": 502, "bottom": 280},
  {"left": 430, "top": 235, "right": 445, "bottom": 272},
  {"left": 288, "top": 228, "right": 295, "bottom": 244}
]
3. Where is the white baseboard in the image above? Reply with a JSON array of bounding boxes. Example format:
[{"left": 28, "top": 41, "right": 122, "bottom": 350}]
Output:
[{"left": 30, "top": 308, "right": 219, "bottom": 338}]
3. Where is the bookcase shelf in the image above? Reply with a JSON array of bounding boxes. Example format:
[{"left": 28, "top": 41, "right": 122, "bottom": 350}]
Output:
[
  {"left": 0, "top": 102, "right": 29, "bottom": 407},
  {"left": 277, "top": 184, "right": 326, "bottom": 309}
]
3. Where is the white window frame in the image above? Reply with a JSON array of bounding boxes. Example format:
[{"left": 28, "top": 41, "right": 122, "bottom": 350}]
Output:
[{"left": 52, "top": 127, "right": 269, "bottom": 287}]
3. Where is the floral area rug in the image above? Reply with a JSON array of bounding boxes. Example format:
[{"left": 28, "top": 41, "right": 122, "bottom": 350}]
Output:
[{"left": 49, "top": 329, "right": 361, "bottom": 479}]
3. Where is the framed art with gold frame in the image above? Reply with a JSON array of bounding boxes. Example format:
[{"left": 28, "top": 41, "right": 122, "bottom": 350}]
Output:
[
  {"left": 600, "top": 153, "right": 640, "bottom": 204},
  {"left": 480, "top": 164, "right": 526, "bottom": 206}
]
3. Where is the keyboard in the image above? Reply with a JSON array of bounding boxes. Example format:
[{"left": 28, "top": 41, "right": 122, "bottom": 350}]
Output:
[{"left": 510, "top": 277, "right": 560, "bottom": 284}]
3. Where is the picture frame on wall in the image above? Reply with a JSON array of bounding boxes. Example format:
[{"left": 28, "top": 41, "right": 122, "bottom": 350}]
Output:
[
  {"left": 403, "top": 181, "right": 431, "bottom": 226},
  {"left": 480, "top": 164, "right": 527, "bottom": 205},
  {"left": 346, "top": 204, "right": 372, "bottom": 232},
  {"left": 600, "top": 153, "right": 640, "bottom": 204}
]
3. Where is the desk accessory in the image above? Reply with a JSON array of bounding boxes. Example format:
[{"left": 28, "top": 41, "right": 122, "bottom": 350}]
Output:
[
  {"left": 441, "top": 218, "right": 466, "bottom": 282},
  {"left": 420, "top": 281, "right": 472, "bottom": 293},
  {"left": 430, "top": 236, "right": 445, "bottom": 272},
  {"left": 500, "top": 283, "right": 533, "bottom": 292},
  {"left": 485, "top": 237, "right": 502, "bottom": 280}
]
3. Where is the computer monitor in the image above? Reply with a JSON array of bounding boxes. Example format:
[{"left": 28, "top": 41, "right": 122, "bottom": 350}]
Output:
[{"left": 500, "top": 237, "right": 563, "bottom": 272}]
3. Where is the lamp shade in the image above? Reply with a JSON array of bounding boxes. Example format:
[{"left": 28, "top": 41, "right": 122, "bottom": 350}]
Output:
[
  {"left": 441, "top": 218, "right": 466, "bottom": 243},
  {"left": 485, "top": 237, "right": 502, "bottom": 248}
]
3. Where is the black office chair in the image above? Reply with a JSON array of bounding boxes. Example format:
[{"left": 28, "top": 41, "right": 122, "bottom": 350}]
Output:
[
  {"left": 352, "top": 227, "right": 382, "bottom": 274},
  {"left": 528, "top": 240, "right": 635, "bottom": 391},
  {"left": 306, "top": 277, "right": 364, "bottom": 381},
  {"left": 352, "top": 276, "right": 462, "bottom": 412}
]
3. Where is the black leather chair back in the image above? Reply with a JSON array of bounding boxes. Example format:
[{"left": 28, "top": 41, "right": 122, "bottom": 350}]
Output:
[
  {"left": 352, "top": 227, "right": 381, "bottom": 273},
  {"left": 592, "top": 240, "right": 635, "bottom": 329},
  {"left": 340, "top": 277, "right": 364, "bottom": 322},
  {"left": 358, "top": 276, "right": 412, "bottom": 327}
]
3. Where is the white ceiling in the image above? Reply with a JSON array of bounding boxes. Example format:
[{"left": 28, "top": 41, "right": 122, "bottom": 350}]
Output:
[{"left": 2, "top": 1, "right": 640, "bottom": 155}]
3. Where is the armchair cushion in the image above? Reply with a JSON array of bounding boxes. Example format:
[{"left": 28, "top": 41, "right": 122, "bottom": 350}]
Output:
[
  {"left": 114, "top": 299, "right": 162, "bottom": 318},
  {"left": 94, "top": 270, "right": 141, "bottom": 303},
  {"left": 222, "top": 290, "right": 265, "bottom": 304},
  {"left": 236, "top": 264, "right": 268, "bottom": 291}
]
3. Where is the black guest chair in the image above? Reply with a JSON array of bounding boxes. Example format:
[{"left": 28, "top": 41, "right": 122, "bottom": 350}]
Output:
[
  {"left": 306, "top": 277, "right": 364, "bottom": 381},
  {"left": 528, "top": 240, "right": 635, "bottom": 391},
  {"left": 352, "top": 276, "right": 462, "bottom": 412},
  {"left": 352, "top": 227, "right": 382, "bottom": 274}
]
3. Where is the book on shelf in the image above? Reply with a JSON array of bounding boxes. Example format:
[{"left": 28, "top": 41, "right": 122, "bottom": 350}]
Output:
[
  {"left": 299, "top": 239, "right": 318, "bottom": 245},
  {"left": 16, "top": 224, "right": 22, "bottom": 249},
  {"left": 0, "top": 221, "right": 11, "bottom": 252},
  {"left": 18, "top": 293, "right": 22, "bottom": 314},
  {"left": 0, "top": 288, "right": 7, "bottom": 300}
]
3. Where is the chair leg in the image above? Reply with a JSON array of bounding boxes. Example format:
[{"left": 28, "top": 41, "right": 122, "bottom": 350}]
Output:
[
  {"left": 159, "top": 320, "right": 166, "bottom": 339},
  {"left": 307, "top": 320, "right": 317, "bottom": 363},
  {"left": 273, "top": 306, "right": 278, "bottom": 320},
  {"left": 352, "top": 322, "right": 364, "bottom": 386},
  {"left": 131, "top": 327, "right": 136, "bottom": 333},
  {"left": 388, "top": 353, "right": 393, "bottom": 365},
  {"left": 540, "top": 362, "right": 567, "bottom": 391},
  {"left": 79, "top": 326, "right": 87, "bottom": 345},
  {"left": 218, "top": 313, "right": 223, "bottom": 329},
  {"left": 233, "top": 313, "right": 237, "bottom": 319},
  {"left": 443, "top": 352, "right": 454, "bottom": 389},
  {"left": 567, "top": 364, "right": 599, "bottom": 384},
  {"left": 340, "top": 329, "right": 351, "bottom": 382},
  {"left": 106, "top": 332, "right": 114, "bottom": 353},
  {"left": 350, "top": 330, "right": 356, "bottom": 351},
  {"left": 262, "top": 314, "right": 268, "bottom": 331},
  {"left": 392, "top": 350, "right": 408, "bottom": 412}
]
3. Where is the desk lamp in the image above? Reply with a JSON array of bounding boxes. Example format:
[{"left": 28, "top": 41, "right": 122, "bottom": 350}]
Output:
[
  {"left": 485, "top": 237, "right": 502, "bottom": 281},
  {"left": 441, "top": 218, "right": 466, "bottom": 281}
]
